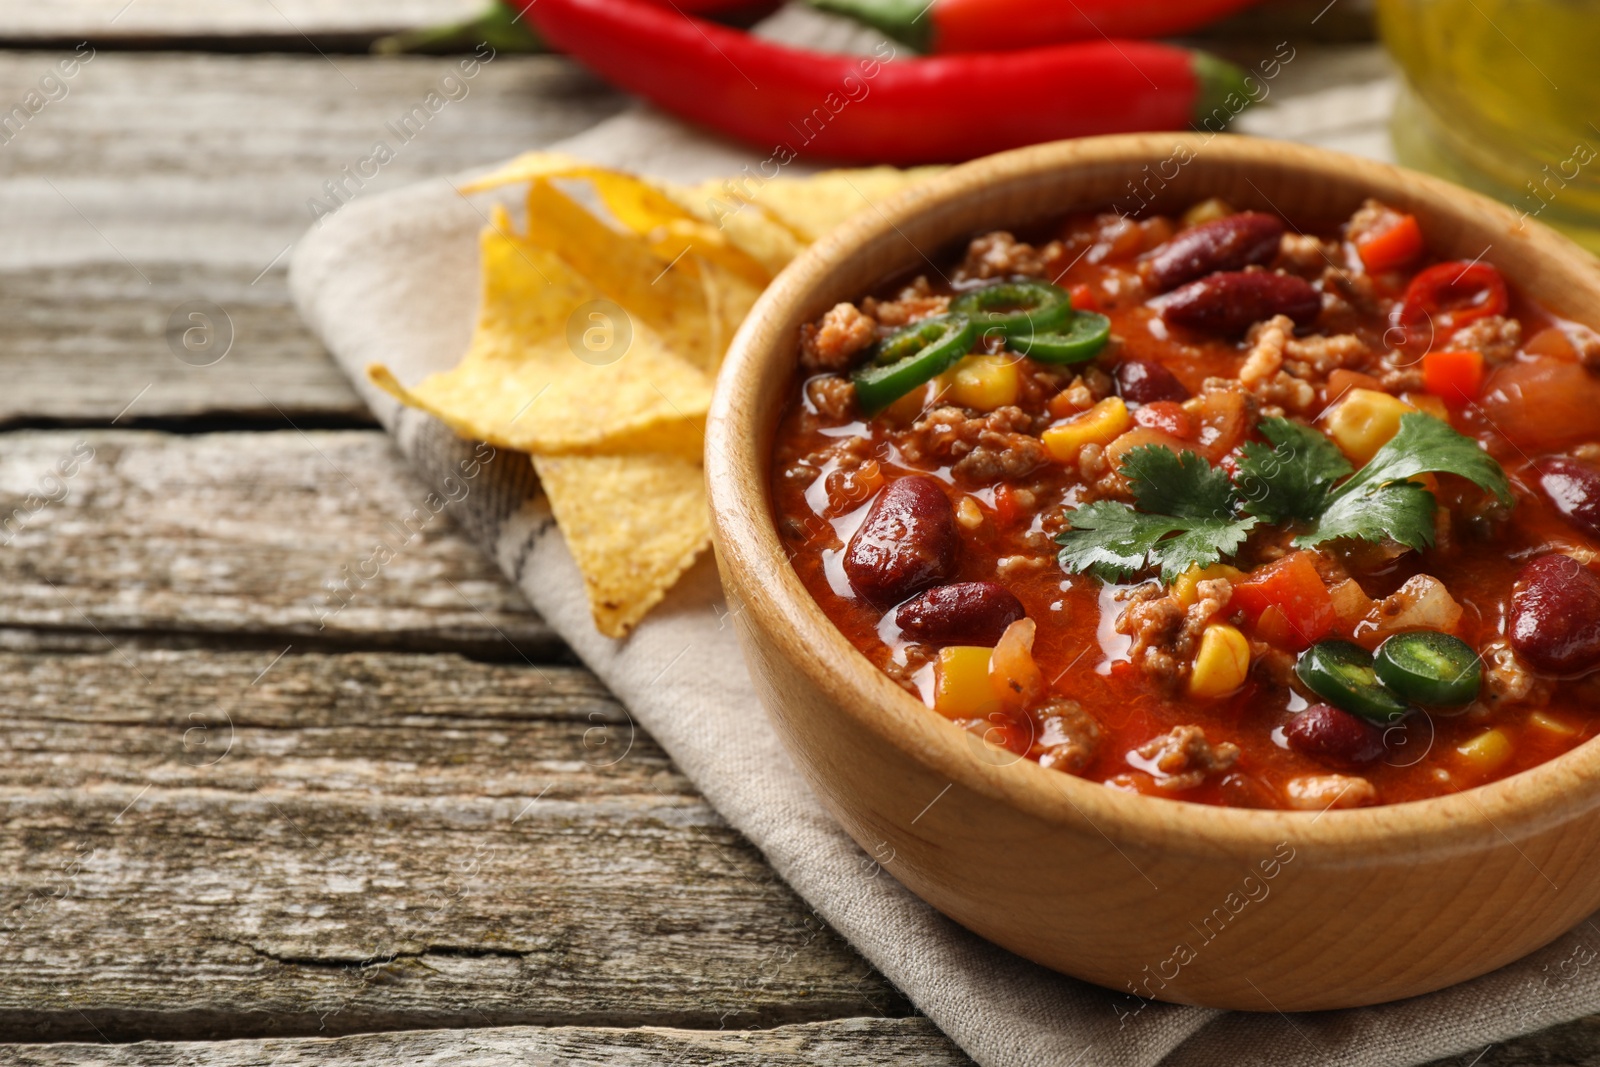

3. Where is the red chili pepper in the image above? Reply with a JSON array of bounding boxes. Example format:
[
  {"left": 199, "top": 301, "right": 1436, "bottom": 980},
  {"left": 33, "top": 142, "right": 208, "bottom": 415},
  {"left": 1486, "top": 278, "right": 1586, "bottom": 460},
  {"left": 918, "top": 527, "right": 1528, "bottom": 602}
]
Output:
[
  {"left": 1068, "top": 283, "right": 1100, "bottom": 312},
  {"left": 516, "top": 0, "right": 1250, "bottom": 164},
  {"left": 813, "top": 0, "right": 1265, "bottom": 53},
  {"left": 1400, "top": 261, "right": 1509, "bottom": 333},
  {"left": 1422, "top": 349, "right": 1485, "bottom": 405}
]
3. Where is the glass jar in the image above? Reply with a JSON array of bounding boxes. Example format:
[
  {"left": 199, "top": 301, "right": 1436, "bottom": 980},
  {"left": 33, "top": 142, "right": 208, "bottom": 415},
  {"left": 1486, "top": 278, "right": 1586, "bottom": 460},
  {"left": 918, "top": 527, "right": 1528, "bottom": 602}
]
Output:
[{"left": 1378, "top": 0, "right": 1600, "bottom": 254}]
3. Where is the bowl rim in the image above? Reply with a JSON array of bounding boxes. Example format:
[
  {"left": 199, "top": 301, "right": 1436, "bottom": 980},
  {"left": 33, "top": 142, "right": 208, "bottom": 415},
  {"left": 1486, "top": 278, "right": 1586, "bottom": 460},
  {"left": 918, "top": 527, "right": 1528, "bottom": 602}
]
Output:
[{"left": 706, "top": 132, "right": 1600, "bottom": 861}]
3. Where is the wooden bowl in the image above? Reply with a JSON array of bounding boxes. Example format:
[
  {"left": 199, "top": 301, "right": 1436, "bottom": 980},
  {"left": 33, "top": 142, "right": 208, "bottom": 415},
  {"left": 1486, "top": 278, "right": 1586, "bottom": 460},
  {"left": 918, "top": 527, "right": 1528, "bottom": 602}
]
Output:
[{"left": 705, "top": 134, "right": 1600, "bottom": 1011}]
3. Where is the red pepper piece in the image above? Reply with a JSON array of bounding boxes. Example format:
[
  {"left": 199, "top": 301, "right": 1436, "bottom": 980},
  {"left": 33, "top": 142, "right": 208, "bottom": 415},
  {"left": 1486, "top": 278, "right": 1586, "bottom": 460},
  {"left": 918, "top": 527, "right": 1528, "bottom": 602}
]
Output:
[
  {"left": 1399, "top": 261, "right": 1509, "bottom": 333},
  {"left": 813, "top": 0, "right": 1265, "bottom": 53},
  {"left": 1231, "top": 551, "right": 1335, "bottom": 651},
  {"left": 1422, "top": 349, "right": 1485, "bottom": 405},
  {"left": 1353, "top": 213, "right": 1423, "bottom": 273},
  {"left": 516, "top": 0, "right": 1252, "bottom": 164}
]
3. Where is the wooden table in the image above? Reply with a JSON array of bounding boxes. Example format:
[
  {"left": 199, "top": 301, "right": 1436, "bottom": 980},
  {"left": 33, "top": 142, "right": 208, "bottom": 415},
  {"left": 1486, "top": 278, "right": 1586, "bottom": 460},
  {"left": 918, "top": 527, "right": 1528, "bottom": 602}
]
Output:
[{"left": 0, "top": 5, "right": 1596, "bottom": 1064}]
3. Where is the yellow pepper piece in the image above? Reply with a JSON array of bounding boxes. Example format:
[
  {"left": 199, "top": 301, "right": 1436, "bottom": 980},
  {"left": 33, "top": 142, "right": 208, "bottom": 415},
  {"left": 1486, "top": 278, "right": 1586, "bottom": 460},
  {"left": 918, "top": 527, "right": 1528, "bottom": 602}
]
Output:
[
  {"left": 934, "top": 646, "right": 997, "bottom": 719},
  {"left": 948, "top": 354, "right": 1021, "bottom": 412},
  {"left": 1172, "top": 563, "right": 1246, "bottom": 608},
  {"left": 1041, "top": 397, "right": 1131, "bottom": 463},
  {"left": 1323, "top": 388, "right": 1416, "bottom": 465},
  {"left": 1188, "top": 623, "right": 1251, "bottom": 699},
  {"left": 1455, "top": 728, "right": 1513, "bottom": 776}
]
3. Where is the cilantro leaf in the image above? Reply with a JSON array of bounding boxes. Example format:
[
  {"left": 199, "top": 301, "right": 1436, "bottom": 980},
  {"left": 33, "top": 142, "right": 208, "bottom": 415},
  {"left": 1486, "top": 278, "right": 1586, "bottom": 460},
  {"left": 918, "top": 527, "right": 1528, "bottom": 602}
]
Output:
[
  {"left": 1120, "top": 445, "right": 1237, "bottom": 521},
  {"left": 1297, "top": 413, "right": 1514, "bottom": 550},
  {"left": 1234, "top": 417, "right": 1352, "bottom": 524},
  {"left": 1056, "top": 447, "right": 1257, "bottom": 584},
  {"left": 1300, "top": 481, "right": 1437, "bottom": 550}
]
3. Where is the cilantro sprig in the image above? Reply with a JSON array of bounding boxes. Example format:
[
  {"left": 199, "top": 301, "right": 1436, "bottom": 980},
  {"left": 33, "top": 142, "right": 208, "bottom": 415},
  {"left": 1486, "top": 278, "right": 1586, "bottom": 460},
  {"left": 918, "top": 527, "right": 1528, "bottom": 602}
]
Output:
[{"left": 1055, "top": 412, "right": 1513, "bottom": 584}]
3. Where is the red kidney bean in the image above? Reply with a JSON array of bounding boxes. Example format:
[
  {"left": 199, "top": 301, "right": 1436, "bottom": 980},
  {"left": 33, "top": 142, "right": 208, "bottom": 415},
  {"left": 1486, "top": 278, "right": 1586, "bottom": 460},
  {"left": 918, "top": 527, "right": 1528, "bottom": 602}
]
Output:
[
  {"left": 1158, "top": 271, "right": 1321, "bottom": 335},
  {"left": 1144, "top": 211, "right": 1286, "bottom": 293},
  {"left": 844, "top": 475, "right": 960, "bottom": 604},
  {"left": 1115, "top": 358, "right": 1190, "bottom": 404},
  {"left": 1283, "top": 703, "right": 1387, "bottom": 767},
  {"left": 1537, "top": 457, "right": 1600, "bottom": 540},
  {"left": 1509, "top": 553, "right": 1600, "bottom": 675},
  {"left": 895, "top": 581, "right": 1025, "bottom": 646}
]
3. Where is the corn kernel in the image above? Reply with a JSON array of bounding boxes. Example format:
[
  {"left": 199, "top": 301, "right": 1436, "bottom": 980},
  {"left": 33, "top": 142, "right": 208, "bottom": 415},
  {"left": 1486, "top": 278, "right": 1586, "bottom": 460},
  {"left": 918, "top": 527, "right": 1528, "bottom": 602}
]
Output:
[
  {"left": 935, "top": 646, "right": 997, "bottom": 719},
  {"left": 1455, "top": 728, "right": 1513, "bottom": 776},
  {"left": 1172, "top": 563, "right": 1246, "bottom": 608},
  {"left": 1323, "top": 388, "right": 1416, "bottom": 465},
  {"left": 1188, "top": 623, "right": 1251, "bottom": 699},
  {"left": 1042, "top": 397, "right": 1131, "bottom": 463},
  {"left": 949, "top": 354, "right": 1020, "bottom": 412},
  {"left": 1182, "top": 197, "right": 1234, "bottom": 227},
  {"left": 1528, "top": 711, "right": 1578, "bottom": 737}
]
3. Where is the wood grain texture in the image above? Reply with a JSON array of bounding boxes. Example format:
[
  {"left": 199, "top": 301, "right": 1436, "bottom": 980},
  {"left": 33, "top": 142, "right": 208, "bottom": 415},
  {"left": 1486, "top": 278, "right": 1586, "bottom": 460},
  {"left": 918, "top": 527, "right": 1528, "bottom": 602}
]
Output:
[
  {"left": 0, "top": 52, "right": 620, "bottom": 425},
  {"left": 0, "top": 429, "right": 555, "bottom": 656},
  {"left": 0, "top": 1019, "right": 963, "bottom": 1066},
  {"left": 0, "top": 1, "right": 485, "bottom": 43},
  {"left": 0, "top": 648, "right": 913, "bottom": 1042}
]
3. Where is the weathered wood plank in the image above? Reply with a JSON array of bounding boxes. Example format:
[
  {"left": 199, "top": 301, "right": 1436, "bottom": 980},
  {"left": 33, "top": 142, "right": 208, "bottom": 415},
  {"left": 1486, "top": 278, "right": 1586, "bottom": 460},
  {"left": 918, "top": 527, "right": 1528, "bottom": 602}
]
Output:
[
  {"left": 0, "top": 1, "right": 484, "bottom": 43},
  {"left": 0, "top": 429, "right": 554, "bottom": 655},
  {"left": 0, "top": 648, "right": 912, "bottom": 1042},
  {"left": 0, "top": 1019, "right": 966, "bottom": 1066},
  {"left": 0, "top": 263, "right": 373, "bottom": 429},
  {"left": 0, "top": 52, "right": 621, "bottom": 424}
]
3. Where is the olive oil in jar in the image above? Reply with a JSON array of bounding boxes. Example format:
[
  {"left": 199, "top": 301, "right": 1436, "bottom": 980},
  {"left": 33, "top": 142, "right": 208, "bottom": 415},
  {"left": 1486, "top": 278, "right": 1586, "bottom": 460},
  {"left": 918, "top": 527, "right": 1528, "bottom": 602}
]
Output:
[{"left": 1378, "top": 0, "right": 1600, "bottom": 253}]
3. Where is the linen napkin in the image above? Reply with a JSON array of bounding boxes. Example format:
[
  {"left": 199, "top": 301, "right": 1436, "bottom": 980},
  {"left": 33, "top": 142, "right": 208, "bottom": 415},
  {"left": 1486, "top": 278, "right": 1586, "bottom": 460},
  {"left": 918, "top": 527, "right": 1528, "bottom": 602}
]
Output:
[{"left": 288, "top": 35, "right": 1600, "bottom": 1067}]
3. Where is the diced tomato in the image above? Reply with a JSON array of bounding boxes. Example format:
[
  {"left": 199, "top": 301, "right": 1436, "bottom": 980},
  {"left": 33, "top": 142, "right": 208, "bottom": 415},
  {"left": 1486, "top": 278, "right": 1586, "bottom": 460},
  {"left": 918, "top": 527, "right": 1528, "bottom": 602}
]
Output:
[
  {"left": 993, "top": 483, "right": 1020, "bottom": 526},
  {"left": 1069, "top": 283, "right": 1100, "bottom": 312},
  {"left": 1190, "top": 389, "right": 1248, "bottom": 461},
  {"left": 1400, "top": 261, "right": 1508, "bottom": 332},
  {"left": 1422, "top": 349, "right": 1485, "bottom": 405},
  {"left": 1131, "top": 400, "right": 1191, "bottom": 438},
  {"left": 1231, "top": 552, "right": 1336, "bottom": 651},
  {"left": 1524, "top": 325, "right": 1579, "bottom": 361},
  {"left": 1354, "top": 213, "right": 1423, "bottom": 273}
]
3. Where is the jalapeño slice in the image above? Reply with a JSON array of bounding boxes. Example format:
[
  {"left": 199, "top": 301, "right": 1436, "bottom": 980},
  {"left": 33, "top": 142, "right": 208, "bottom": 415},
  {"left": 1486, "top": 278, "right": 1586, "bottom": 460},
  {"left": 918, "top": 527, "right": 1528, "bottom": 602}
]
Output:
[
  {"left": 950, "top": 279, "right": 1073, "bottom": 339},
  {"left": 1295, "top": 639, "right": 1411, "bottom": 724},
  {"left": 1012, "top": 311, "right": 1112, "bottom": 365},
  {"left": 851, "top": 313, "right": 977, "bottom": 413},
  {"left": 1373, "top": 631, "right": 1482, "bottom": 707}
]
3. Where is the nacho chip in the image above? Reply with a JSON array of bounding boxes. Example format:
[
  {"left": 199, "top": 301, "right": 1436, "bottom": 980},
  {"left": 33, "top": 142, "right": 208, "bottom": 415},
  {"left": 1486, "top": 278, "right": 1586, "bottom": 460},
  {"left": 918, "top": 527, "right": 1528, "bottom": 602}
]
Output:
[
  {"left": 533, "top": 451, "right": 710, "bottom": 637},
  {"left": 688, "top": 165, "right": 945, "bottom": 243},
  {"left": 369, "top": 207, "right": 711, "bottom": 455}
]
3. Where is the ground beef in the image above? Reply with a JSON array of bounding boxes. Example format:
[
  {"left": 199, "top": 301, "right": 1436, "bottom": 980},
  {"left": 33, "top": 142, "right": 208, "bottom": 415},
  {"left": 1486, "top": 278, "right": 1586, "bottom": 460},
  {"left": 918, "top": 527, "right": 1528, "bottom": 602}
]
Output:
[
  {"left": 1376, "top": 365, "right": 1426, "bottom": 393},
  {"left": 1284, "top": 774, "right": 1377, "bottom": 810},
  {"left": 1482, "top": 637, "right": 1550, "bottom": 710},
  {"left": 953, "top": 231, "right": 1066, "bottom": 283},
  {"left": 1449, "top": 315, "right": 1521, "bottom": 363},
  {"left": 1035, "top": 699, "right": 1102, "bottom": 774},
  {"left": 797, "top": 432, "right": 872, "bottom": 480},
  {"left": 1113, "top": 578, "right": 1233, "bottom": 688},
  {"left": 1276, "top": 232, "right": 1338, "bottom": 276},
  {"left": 806, "top": 375, "right": 857, "bottom": 422},
  {"left": 800, "top": 302, "right": 876, "bottom": 372},
  {"left": 862, "top": 276, "right": 950, "bottom": 327},
  {"left": 1136, "top": 724, "right": 1241, "bottom": 792},
  {"left": 1319, "top": 264, "right": 1384, "bottom": 329},
  {"left": 900, "top": 405, "right": 1048, "bottom": 485},
  {"left": 1571, "top": 325, "right": 1600, "bottom": 370},
  {"left": 1283, "top": 329, "right": 1368, "bottom": 382},
  {"left": 1343, "top": 199, "right": 1393, "bottom": 242}
]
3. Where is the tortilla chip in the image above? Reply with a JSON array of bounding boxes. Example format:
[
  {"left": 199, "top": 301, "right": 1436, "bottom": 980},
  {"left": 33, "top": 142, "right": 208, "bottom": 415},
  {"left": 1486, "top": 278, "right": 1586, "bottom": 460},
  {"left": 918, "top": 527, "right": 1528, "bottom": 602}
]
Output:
[
  {"left": 688, "top": 165, "right": 945, "bottom": 243},
  {"left": 368, "top": 207, "right": 711, "bottom": 455},
  {"left": 533, "top": 452, "right": 710, "bottom": 637}
]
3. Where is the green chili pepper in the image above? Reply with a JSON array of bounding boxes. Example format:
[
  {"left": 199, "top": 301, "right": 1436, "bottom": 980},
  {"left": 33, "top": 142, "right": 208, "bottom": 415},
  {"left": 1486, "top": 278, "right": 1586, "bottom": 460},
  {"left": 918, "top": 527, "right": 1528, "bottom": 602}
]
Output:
[
  {"left": 1373, "top": 631, "right": 1482, "bottom": 707},
  {"left": 1011, "top": 311, "right": 1112, "bottom": 364},
  {"left": 950, "top": 279, "right": 1073, "bottom": 339},
  {"left": 1295, "top": 639, "right": 1411, "bottom": 724},
  {"left": 851, "top": 313, "right": 977, "bottom": 412}
]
